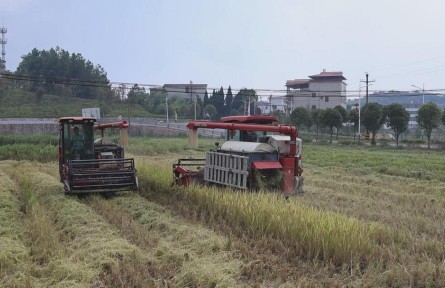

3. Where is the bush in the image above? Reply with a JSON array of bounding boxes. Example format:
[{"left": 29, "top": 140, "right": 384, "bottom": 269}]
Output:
[
  {"left": 0, "top": 144, "right": 56, "bottom": 162},
  {"left": 0, "top": 135, "right": 58, "bottom": 146}
]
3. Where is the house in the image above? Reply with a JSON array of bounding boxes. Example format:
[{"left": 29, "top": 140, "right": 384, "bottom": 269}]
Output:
[
  {"left": 406, "top": 105, "right": 419, "bottom": 130},
  {"left": 285, "top": 70, "right": 347, "bottom": 111},
  {"left": 257, "top": 96, "right": 287, "bottom": 115},
  {"left": 150, "top": 82, "right": 208, "bottom": 102}
]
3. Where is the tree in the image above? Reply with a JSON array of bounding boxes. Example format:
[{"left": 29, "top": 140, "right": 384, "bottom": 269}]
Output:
[
  {"left": 442, "top": 109, "right": 445, "bottom": 126},
  {"left": 320, "top": 108, "right": 342, "bottom": 143},
  {"left": 233, "top": 88, "right": 257, "bottom": 114},
  {"left": 417, "top": 103, "right": 442, "bottom": 149},
  {"left": 289, "top": 107, "right": 310, "bottom": 132},
  {"left": 214, "top": 87, "right": 225, "bottom": 118},
  {"left": 225, "top": 86, "right": 233, "bottom": 116},
  {"left": 384, "top": 103, "right": 409, "bottom": 147},
  {"left": 361, "top": 103, "right": 385, "bottom": 145},
  {"left": 271, "top": 110, "right": 287, "bottom": 123},
  {"left": 334, "top": 105, "right": 348, "bottom": 139},
  {"left": 16, "top": 47, "right": 112, "bottom": 99},
  {"left": 147, "top": 90, "right": 167, "bottom": 114},
  {"left": 311, "top": 109, "right": 324, "bottom": 142},
  {"left": 204, "top": 104, "right": 217, "bottom": 119},
  {"left": 197, "top": 96, "right": 204, "bottom": 119},
  {"left": 127, "top": 84, "right": 149, "bottom": 110},
  {"left": 348, "top": 108, "right": 359, "bottom": 140},
  {"left": 203, "top": 90, "right": 209, "bottom": 107}
]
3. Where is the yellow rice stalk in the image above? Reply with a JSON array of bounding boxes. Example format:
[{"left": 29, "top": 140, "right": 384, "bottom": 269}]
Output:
[
  {"left": 0, "top": 171, "right": 32, "bottom": 287},
  {"left": 101, "top": 194, "right": 245, "bottom": 287},
  {"left": 2, "top": 161, "right": 155, "bottom": 287},
  {"left": 137, "top": 160, "right": 391, "bottom": 266}
]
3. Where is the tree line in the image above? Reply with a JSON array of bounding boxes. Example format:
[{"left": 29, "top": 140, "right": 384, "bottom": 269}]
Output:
[
  {"left": 13, "top": 47, "right": 116, "bottom": 103},
  {"left": 123, "top": 84, "right": 259, "bottom": 120},
  {"left": 286, "top": 102, "right": 444, "bottom": 149}
]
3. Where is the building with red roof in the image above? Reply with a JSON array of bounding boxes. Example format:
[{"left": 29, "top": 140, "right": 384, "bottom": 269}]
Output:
[{"left": 285, "top": 69, "right": 347, "bottom": 111}]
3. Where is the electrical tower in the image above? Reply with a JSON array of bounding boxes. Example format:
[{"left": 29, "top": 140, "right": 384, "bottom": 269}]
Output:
[{"left": 0, "top": 27, "right": 7, "bottom": 69}]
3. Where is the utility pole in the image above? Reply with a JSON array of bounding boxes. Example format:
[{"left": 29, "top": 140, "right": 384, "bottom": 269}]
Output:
[
  {"left": 190, "top": 80, "right": 196, "bottom": 120},
  {"left": 359, "top": 74, "right": 375, "bottom": 142},
  {"left": 0, "top": 27, "right": 7, "bottom": 70},
  {"left": 365, "top": 73, "right": 369, "bottom": 104},
  {"left": 360, "top": 72, "right": 375, "bottom": 105},
  {"left": 166, "top": 94, "right": 169, "bottom": 127}
]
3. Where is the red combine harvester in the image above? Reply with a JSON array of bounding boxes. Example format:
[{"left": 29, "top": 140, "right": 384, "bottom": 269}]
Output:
[
  {"left": 173, "top": 115, "right": 303, "bottom": 195},
  {"left": 58, "top": 117, "right": 138, "bottom": 194}
]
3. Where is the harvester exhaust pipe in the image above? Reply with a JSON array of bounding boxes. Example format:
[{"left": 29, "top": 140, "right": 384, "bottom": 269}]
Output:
[
  {"left": 188, "top": 128, "right": 198, "bottom": 148},
  {"left": 119, "top": 127, "right": 128, "bottom": 146}
]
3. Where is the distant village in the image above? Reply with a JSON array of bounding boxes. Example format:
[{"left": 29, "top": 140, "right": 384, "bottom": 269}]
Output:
[{"left": 149, "top": 70, "right": 443, "bottom": 130}]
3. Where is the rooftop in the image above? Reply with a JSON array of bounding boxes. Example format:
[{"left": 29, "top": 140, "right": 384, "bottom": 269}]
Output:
[
  {"left": 285, "top": 79, "right": 311, "bottom": 86},
  {"left": 286, "top": 70, "right": 346, "bottom": 88},
  {"left": 309, "top": 71, "right": 346, "bottom": 80}
]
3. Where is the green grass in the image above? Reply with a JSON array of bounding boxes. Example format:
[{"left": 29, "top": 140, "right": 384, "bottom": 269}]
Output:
[
  {"left": 0, "top": 135, "right": 58, "bottom": 162},
  {"left": 0, "top": 144, "right": 56, "bottom": 162},
  {"left": 0, "top": 88, "right": 154, "bottom": 117},
  {"left": 0, "top": 135, "right": 58, "bottom": 145},
  {"left": 128, "top": 136, "right": 216, "bottom": 156},
  {"left": 304, "top": 145, "right": 445, "bottom": 181}
]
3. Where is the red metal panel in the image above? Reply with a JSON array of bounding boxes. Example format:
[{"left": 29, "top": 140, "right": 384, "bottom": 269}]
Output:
[
  {"left": 95, "top": 121, "right": 128, "bottom": 130},
  {"left": 252, "top": 161, "right": 282, "bottom": 170},
  {"left": 280, "top": 157, "right": 295, "bottom": 194}
]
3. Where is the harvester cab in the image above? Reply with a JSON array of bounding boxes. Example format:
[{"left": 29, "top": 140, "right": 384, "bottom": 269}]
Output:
[
  {"left": 173, "top": 115, "right": 303, "bottom": 195},
  {"left": 58, "top": 117, "right": 138, "bottom": 194}
]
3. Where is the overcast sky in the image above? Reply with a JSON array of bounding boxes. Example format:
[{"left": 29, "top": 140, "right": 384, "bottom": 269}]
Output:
[{"left": 1, "top": 0, "right": 445, "bottom": 97}]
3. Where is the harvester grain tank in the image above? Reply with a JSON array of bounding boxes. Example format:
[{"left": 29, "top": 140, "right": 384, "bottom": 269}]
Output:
[
  {"left": 173, "top": 115, "right": 303, "bottom": 195},
  {"left": 58, "top": 117, "right": 138, "bottom": 194}
]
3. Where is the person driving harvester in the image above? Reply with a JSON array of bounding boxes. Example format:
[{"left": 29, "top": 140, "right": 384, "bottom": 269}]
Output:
[{"left": 70, "top": 126, "right": 84, "bottom": 159}]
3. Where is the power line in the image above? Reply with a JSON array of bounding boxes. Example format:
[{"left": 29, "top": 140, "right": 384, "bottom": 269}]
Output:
[{"left": 2, "top": 72, "right": 445, "bottom": 99}]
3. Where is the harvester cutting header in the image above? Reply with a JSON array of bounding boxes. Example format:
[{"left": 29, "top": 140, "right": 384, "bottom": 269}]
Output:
[{"left": 173, "top": 115, "right": 303, "bottom": 195}]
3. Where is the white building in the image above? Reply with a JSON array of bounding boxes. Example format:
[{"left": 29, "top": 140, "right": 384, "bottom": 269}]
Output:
[
  {"left": 150, "top": 83, "right": 207, "bottom": 102},
  {"left": 257, "top": 96, "right": 287, "bottom": 115},
  {"left": 285, "top": 70, "right": 347, "bottom": 111}
]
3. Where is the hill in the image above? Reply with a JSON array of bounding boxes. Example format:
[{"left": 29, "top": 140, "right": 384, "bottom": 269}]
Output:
[{"left": 0, "top": 88, "right": 154, "bottom": 118}]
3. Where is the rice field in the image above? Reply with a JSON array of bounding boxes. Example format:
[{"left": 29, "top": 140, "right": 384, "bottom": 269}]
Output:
[{"left": 1, "top": 136, "right": 445, "bottom": 287}]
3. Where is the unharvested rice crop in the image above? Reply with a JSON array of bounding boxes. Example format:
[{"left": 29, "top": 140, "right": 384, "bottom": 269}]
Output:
[{"left": 2, "top": 136, "right": 445, "bottom": 287}]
